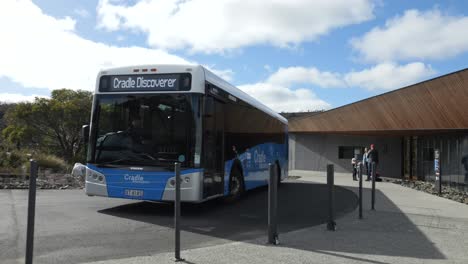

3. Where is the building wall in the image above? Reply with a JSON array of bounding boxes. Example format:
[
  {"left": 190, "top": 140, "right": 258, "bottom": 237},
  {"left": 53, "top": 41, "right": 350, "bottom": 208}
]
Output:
[
  {"left": 416, "top": 133, "right": 468, "bottom": 188},
  {"left": 289, "top": 133, "right": 402, "bottom": 177}
]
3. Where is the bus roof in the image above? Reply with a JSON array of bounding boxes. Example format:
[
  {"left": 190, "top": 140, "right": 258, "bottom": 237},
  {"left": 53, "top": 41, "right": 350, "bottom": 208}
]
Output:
[{"left": 98, "top": 64, "right": 287, "bottom": 124}]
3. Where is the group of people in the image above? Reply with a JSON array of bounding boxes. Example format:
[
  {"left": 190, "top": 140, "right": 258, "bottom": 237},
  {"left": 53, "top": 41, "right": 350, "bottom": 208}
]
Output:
[{"left": 351, "top": 144, "right": 379, "bottom": 181}]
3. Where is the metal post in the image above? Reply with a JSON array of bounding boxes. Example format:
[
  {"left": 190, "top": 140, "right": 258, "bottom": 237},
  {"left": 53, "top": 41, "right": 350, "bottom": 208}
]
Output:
[
  {"left": 358, "top": 163, "right": 363, "bottom": 219},
  {"left": 327, "top": 164, "right": 336, "bottom": 231},
  {"left": 371, "top": 162, "right": 376, "bottom": 211},
  {"left": 437, "top": 167, "right": 442, "bottom": 196},
  {"left": 25, "top": 160, "right": 37, "bottom": 264},
  {"left": 174, "top": 162, "right": 183, "bottom": 262},
  {"left": 268, "top": 163, "right": 279, "bottom": 245},
  {"left": 434, "top": 149, "right": 442, "bottom": 195}
]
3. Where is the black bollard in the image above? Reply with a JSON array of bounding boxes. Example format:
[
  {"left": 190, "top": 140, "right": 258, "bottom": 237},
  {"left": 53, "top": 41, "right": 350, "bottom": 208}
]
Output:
[
  {"left": 268, "top": 163, "right": 279, "bottom": 245},
  {"left": 435, "top": 168, "right": 442, "bottom": 196},
  {"left": 327, "top": 164, "right": 336, "bottom": 231},
  {"left": 434, "top": 149, "right": 442, "bottom": 195},
  {"left": 25, "top": 160, "right": 38, "bottom": 264},
  {"left": 371, "top": 162, "right": 376, "bottom": 211},
  {"left": 174, "top": 162, "right": 184, "bottom": 262},
  {"left": 358, "top": 163, "right": 363, "bottom": 219}
]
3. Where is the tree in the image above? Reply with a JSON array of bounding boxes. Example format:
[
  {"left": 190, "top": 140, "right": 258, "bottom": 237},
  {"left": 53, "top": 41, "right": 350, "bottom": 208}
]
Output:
[
  {"left": 2, "top": 89, "right": 92, "bottom": 163},
  {"left": 0, "top": 103, "right": 17, "bottom": 148}
]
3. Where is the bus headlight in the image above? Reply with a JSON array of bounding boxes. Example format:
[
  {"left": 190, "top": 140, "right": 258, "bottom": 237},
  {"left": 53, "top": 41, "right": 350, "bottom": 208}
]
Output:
[
  {"left": 86, "top": 167, "right": 106, "bottom": 184},
  {"left": 169, "top": 179, "right": 176, "bottom": 187},
  {"left": 168, "top": 175, "right": 192, "bottom": 188}
]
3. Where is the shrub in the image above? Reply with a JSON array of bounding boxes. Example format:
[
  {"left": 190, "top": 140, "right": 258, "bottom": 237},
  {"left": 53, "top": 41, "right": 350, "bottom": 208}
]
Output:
[
  {"left": 34, "top": 153, "right": 68, "bottom": 172},
  {"left": 1, "top": 149, "right": 68, "bottom": 174},
  {"left": 0, "top": 149, "right": 28, "bottom": 169}
]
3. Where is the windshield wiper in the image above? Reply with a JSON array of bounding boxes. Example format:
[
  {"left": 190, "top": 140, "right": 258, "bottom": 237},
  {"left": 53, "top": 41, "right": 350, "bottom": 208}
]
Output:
[
  {"left": 158, "top": 157, "right": 179, "bottom": 162},
  {"left": 96, "top": 157, "right": 157, "bottom": 167}
]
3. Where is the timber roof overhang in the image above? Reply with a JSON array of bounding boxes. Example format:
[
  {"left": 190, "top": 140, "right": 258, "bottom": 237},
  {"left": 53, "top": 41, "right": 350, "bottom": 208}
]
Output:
[{"left": 289, "top": 68, "right": 468, "bottom": 136}]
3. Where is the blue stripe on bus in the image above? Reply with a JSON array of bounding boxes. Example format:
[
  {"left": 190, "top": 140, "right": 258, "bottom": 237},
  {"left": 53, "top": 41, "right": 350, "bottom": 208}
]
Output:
[
  {"left": 87, "top": 141, "right": 287, "bottom": 199},
  {"left": 87, "top": 164, "right": 202, "bottom": 200},
  {"left": 223, "top": 142, "right": 287, "bottom": 195}
]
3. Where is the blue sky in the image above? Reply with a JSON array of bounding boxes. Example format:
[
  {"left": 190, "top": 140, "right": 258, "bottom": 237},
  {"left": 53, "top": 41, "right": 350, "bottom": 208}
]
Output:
[{"left": 0, "top": 0, "right": 467, "bottom": 112}]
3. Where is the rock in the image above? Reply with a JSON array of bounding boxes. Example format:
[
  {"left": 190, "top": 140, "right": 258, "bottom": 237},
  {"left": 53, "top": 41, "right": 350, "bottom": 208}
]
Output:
[{"left": 391, "top": 178, "right": 468, "bottom": 205}]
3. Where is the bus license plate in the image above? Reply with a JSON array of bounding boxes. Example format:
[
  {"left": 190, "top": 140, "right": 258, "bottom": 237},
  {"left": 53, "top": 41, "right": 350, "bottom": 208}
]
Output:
[{"left": 125, "top": 189, "right": 144, "bottom": 197}]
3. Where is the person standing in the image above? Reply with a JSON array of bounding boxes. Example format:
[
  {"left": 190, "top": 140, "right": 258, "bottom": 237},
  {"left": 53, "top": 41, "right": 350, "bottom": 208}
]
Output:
[
  {"left": 367, "top": 144, "right": 379, "bottom": 181},
  {"left": 351, "top": 157, "right": 358, "bottom": 181},
  {"left": 362, "top": 147, "right": 369, "bottom": 179}
]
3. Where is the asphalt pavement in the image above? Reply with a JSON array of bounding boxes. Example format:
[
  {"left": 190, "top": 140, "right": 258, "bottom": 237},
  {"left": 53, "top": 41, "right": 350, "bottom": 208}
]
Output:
[
  {"left": 80, "top": 171, "right": 468, "bottom": 264},
  {"left": 0, "top": 180, "right": 357, "bottom": 264}
]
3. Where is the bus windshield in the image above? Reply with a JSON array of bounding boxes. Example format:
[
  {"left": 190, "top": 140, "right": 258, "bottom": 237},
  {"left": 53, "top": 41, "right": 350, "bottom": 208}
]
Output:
[{"left": 91, "top": 94, "right": 198, "bottom": 168}]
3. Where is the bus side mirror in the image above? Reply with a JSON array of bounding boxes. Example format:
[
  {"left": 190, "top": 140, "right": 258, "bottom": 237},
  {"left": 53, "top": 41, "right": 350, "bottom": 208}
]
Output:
[{"left": 82, "top": 125, "right": 90, "bottom": 144}]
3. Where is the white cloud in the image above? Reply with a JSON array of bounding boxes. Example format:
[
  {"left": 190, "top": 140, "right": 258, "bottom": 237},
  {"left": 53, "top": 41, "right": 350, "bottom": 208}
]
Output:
[
  {"left": 0, "top": 93, "right": 49, "bottom": 103},
  {"left": 97, "top": 0, "right": 375, "bottom": 53},
  {"left": 351, "top": 9, "right": 468, "bottom": 62},
  {"left": 239, "top": 83, "right": 330, "bottom": 113},
  {"left": 0, "top": 0, "right": 231, "bottom": 91},
  {"left": 267, "top": 66, "right": 345, "bottom": 88},
  {"left": 208, "top": 68, "right": 234, "bottom": 82},
  {"left": 238, "top": 62, "right": 436, "bottom": 112},
  {"left": 238, "top": 66, "right": 337, "bottom": 112},
  {"left": 0, "top": 1, "right": 439, "bottom": 113},
  {"left": 344, "top": 62, "right": 435, "bottom": 90},
  {"left": 74, "top": 8, "right": 90, "bottom": 18}
]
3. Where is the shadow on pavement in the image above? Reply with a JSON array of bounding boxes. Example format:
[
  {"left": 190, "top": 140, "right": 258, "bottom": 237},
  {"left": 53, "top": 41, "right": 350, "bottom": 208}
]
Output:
[
  {"left": 277, "top": 186, "right": 446, "bottom": 261},
  {"left": 99, "top": 181, "right": 445, "bottom": 260},
  {"left": 99, "top": 181, "right": 356, "bottom": 241}
]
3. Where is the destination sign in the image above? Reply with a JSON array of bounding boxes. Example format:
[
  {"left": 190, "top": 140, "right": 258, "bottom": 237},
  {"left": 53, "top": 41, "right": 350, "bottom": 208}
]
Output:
[{"left": 99, "top": 73, "right": 191, "bottom": 92}]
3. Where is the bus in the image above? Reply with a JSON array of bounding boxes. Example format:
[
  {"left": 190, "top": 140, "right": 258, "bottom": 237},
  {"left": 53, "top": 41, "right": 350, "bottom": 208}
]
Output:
[{"left": 73, "top": 65, "right": 288, "bottom": 202}]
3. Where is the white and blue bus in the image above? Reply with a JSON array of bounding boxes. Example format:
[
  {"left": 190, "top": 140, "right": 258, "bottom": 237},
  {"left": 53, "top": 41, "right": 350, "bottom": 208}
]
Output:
[{"left": 75, "top": 65, "right": 288, "bottom": 202}]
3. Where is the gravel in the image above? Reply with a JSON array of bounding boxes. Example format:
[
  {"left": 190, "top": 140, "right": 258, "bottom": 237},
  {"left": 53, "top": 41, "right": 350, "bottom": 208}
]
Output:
[
  {"left": 383, "top": 178, "right": 468, "bottom": 205},
  {"left": 0, "top": 173, "right": 84, "bottom": 189}
]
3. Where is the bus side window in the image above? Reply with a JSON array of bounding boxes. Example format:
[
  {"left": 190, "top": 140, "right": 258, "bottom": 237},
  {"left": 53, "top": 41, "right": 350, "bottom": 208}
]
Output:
[{"left": 204, "top": 96, "right": 214, "bottom": 118}]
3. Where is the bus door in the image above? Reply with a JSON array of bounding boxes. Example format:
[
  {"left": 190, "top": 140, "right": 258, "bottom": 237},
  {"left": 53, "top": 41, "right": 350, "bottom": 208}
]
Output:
[{"left": 202, "top": 95, "right": 225, "bottom": 198}]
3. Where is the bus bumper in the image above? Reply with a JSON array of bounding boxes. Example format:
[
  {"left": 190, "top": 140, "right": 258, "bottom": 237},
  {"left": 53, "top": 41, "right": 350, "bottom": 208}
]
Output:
[
  {"left": 161, "top": 171, "right": 203, "bottom": 202},
  {"left": 84, "top": 170, "right": 204, "bottom": 202},
  {"left": 85, "top": 181, "right": 109, "bottom": 197},
  {"left": 84, "top": 165, "right": 109, "bottom": 197}
]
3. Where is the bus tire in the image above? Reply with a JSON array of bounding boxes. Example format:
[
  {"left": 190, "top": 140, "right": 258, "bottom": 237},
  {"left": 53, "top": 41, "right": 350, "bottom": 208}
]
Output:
[{"left": 226, "top": 164, "right": 244, "bottom": 202}]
